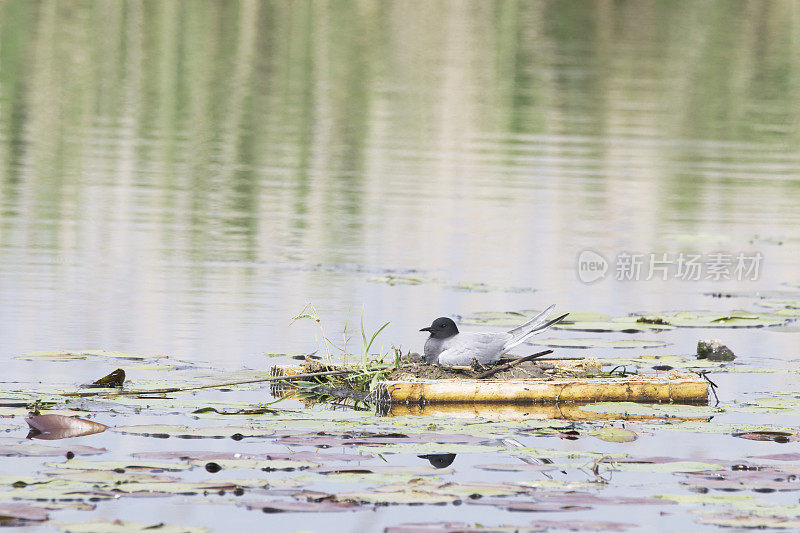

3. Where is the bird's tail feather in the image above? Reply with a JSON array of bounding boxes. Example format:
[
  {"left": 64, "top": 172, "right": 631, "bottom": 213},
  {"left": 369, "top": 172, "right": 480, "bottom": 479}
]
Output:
[{"left": 503, "top": 305, "right": 568, "bottom": 353}]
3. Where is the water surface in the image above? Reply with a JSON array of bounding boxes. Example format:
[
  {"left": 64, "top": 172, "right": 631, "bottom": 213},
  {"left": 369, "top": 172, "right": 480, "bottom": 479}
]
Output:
[{"left": 1, "top": 1, "right": 800, "bottom": 531}]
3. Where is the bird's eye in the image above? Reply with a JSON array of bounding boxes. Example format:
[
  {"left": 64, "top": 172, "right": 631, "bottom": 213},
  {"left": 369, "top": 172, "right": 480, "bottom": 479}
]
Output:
[{"left": 440, "top": 323, "right": 446, "bottom": 328}]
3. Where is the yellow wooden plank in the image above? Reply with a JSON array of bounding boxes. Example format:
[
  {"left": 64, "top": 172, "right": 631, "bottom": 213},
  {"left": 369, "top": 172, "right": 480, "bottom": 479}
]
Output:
[{"left": 377, "top": 377, "right": 707, "bottom": 404}]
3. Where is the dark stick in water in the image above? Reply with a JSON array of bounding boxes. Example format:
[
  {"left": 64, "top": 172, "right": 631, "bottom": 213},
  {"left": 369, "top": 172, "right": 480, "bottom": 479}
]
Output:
[{"left": 64, "top": 369, "right": 353, "bottom": 398}]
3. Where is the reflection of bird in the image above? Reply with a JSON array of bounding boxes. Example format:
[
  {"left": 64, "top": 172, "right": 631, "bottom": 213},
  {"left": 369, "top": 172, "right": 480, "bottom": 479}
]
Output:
[
  {"left": 420, "top": 305, "right": 568, "bottom": 366},
  {"left": 417, "top": 453, "right": 456, "bottom": 468}
]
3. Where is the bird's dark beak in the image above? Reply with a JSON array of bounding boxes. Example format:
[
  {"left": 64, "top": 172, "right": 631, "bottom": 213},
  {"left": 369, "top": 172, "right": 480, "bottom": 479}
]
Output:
[{"left": 420, "top": 326, "right": 433, "bottom": 332}]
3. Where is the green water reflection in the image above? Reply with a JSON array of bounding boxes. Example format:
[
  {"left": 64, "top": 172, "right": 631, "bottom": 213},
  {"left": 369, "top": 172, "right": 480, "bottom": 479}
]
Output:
[{"left": 0, "top": 0, "right": 798, "bottom": 359}]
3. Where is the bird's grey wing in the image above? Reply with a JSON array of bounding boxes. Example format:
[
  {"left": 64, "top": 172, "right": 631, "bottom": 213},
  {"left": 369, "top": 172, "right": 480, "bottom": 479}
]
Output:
[{"left": 437, "top": 332, "right": 510, "bottom": 367}]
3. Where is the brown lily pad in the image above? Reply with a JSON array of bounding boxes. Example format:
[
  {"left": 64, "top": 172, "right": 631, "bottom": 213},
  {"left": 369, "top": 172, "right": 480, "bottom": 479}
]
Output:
[
  {"left": 238, "top": 499, "right": 360, "bottom": 513},
  {"left": 25, "top": 415, "right": 108, "bottom": 440}
]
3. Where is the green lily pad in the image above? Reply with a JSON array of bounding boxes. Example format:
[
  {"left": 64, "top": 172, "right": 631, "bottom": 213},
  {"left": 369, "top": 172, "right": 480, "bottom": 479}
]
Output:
[
  {"left": 111, "top": 425, "right": 274, "bottom": 439},
  {"left": 186, "top": 458, "right": 317, "bottom": 471},
  {"left": 109, "top": 480, "right": 258, "bottom": 495},
  {"left": 460, "top": 311, "right": 530, "bottom": 327},
  {"left": 334, "top": 489, "right": 459, "bottom": 505},
  {"left": 463, "top": 311, "right": 611, "bottom": 328},
  {"left": 0, "top": 442, "right": 107, "bottom": 457},
  {"left": 15, "top": 350, "right": 158, "bottom": 362},
  {"left": 628, "top": 311, "right": 789, "bottom": 328},
  {"left": 449, "top": 281, "right": 536, "bottom": 293},
  {"left": 45, "top": 459, "right": 190, "bottom": 472},
  {"left": 554, "top": 321, "right": 674, "bottom": 333},
  {"left": 590, "top": 427, "right": 639, "bottom": 443},
  {"left": 357, "top": 443, "right": 504, "bottom": 454},
  {"left": 774, "top": 308, "right": 800, "bottom": 318},
  {"left": 756, "top": 300, "right": 800, "bottom": 310},
  {"left": 580, "top": 402, "right": 719, "bottom": 418},
  {"left": 334, "top": 478, "right": 528, "bottom": 505},
  {"left": 611, "top": 461, "right": 723, "bottom": 473},
  {"left": 368, "top": 275, "right": 434, "bottom": 286},
  {"left": 655, "top": 493, "right": 754, "bottom": 505},
  {"left": 531, "top": 338, "right": 670, "bottom": 349},
  {"left": 55, "top": 521, "right": 207, "bottom": 533},
  {"left": 697, "top": 515, "right": 800, "bottom": 529}
]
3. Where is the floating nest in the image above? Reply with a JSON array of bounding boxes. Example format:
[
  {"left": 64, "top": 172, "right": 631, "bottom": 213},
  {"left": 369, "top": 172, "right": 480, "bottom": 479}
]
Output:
[{"left": 271, "top": 355, "right": 709, "bottom": 407}]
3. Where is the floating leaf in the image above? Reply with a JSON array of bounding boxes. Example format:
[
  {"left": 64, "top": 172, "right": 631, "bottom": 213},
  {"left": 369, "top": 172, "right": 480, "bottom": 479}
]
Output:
[
  {"left": 589, "top": 428, "right": 639, "bottom": 443},
  {"left": 276, "top": 431, "right": 490, "bottom": 448},
  {"left": 611, "top": 461, "right": 723, "bottom": 473},
  {"left": 385, "top": 521, "right": 634, "bottom": 533},
  {"left": 26, "top": 415, "right": 108, "bottom": 440},
  {"left": 16, "top": 350, "right": 156, "bottom": 362},
  {"left": 238, "top": 499, "right": 360, "bottom": 513},
  {"left": 697, "top": 515, "right": 800, "bottom": 529},
  {"left": 470, "top": 498, "right": 591, "bottom": 512},
  {"left": 131, "top": 450, "right": 372, "bottom": 462},
  {"left": 0, "top": 503, "right": 49, "bottom": 522},
  {"left": 112, "top": 425, "right": 274, "bottom": 439},
  {"left": 733, "top": 431, "right": 800, "bottom": 443},
  {"left": 756, "top": 300, "right": 800, "bottom": 310},
  {"left": 579, "top": 402, "right": 719, "bottom": 419},
  {"left": 186, "top": 458, "right": 317, "bottom": 471},
  {"left": 748, "top": 453, "right": 800, "bottom": 461},
  {"left": 627, "top": 311, "right": 789, "bottom": 328},
  {"left": 54, "top": 521, "right": 207, "bottom": 533},
  {"left": 357, "top": 442, "right": 505, "bottom": 455},
  {"left": 0, "top": 442, "right": 107, "bottom": 457},
  {"left": 553, "top": 321, "right": 673, "bottom": 333},
  {"left": 109, "top": 480, "right": 253, "bottom": 495},
  {"left": 45, "top": 459, "right": 190, "bottom": 472},
  {"left": 368, "top": 275, "right": 433, "bottom": 286},
  {"left": 529, "top": 338, "right": 670, "bottom": 349},
  {"left": 311, "top": 465, "right": 449, "bottom": 477},
  {"left": 333, "top": 479, "right": 528, "bottom": 505},
  {"left": 460, "top": 311, "right": 530, "bottom": 327}
]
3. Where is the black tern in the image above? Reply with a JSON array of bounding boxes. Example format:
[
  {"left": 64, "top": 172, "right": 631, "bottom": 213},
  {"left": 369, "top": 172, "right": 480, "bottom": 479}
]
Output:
[{"left": 420, "top": 304, "right": 568, "bottom": 366}]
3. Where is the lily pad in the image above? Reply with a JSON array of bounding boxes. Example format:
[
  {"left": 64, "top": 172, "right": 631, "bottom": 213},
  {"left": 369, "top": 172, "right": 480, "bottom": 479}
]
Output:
[
  {"left": 756, "top": 300, "right": 800, "bottom": 310},
  {"left": 611, "top": 461, "right": 723, "bottom": 473},
  {"left": 530, "top": 338, "right": 670, "bottom": 349},
  {"left": 16, "top": 350, "right": 157, "bottom": 362},
  {"left": 628, "top": 311, "right": 789, "bottom": 328},
  {"left": 238, "top": 499, "right": 360, "bottom": 513},
  {"left": 186, "top": 458, "right": 317, "bottom": 471},
  {"left": 589, "top": 427, "right": 639, "bottom": 443},
  {"left": 0, "top": 503, "right": 49, "bottom": 522},
  {"left": 460, "top": 311, "right": 530, "bottom": 327},
  {"left": 553, "top": 321, "right": 674, "bottom": 333},
  {"left": 696, "top": 515, "right": 800, "bottom": 529},
  {"left": 580, "top": 402, "right": 719, "bottom": 418},
  {"left": 55, "top": 521, "right": 207, "bottom": 533},
  {"left": 45, "top": 459, "right": 191, "bottom": 472},
  {"left": 385, "top": 521, "right": 634, "bottom": 532},
  {"left": 0, "top": 442, "right": 107, "bottom": 457},
  {"left": 368, "top": 275, "right": 434, "bottom": 286},
  {"left": 111, "top": 425, "right": 274, "bottom": 439}
]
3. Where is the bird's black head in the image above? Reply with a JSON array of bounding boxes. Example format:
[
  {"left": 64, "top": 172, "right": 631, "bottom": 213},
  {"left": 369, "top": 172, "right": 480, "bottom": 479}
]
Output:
[{"left": 420, "top": 317, "right": 459, "bottom": 339}]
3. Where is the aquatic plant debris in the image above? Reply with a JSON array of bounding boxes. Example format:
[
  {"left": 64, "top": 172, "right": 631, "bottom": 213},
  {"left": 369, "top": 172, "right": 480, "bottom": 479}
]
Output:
[{"left": 25, "top": 415, "right": 108, "bottom": 440}]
